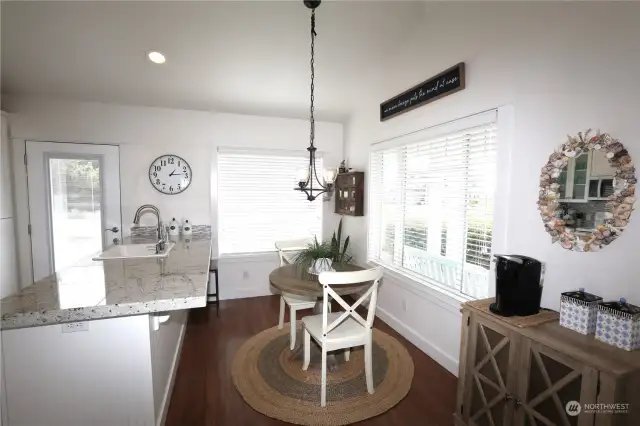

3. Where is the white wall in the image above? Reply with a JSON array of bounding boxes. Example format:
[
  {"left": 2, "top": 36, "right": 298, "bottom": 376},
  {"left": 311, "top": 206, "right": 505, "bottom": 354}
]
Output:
[
  {"left": 2, "top": 96, "right": 344, "bottom": 298},
  {"left": 3, "top": 96, "right": 214, "bottom": 288},
  {"left": 3, "top": 96, "right": 214, "bottom": 228},
  {"left": 343, "top": 2, "right": 640, "bottom": 375}
]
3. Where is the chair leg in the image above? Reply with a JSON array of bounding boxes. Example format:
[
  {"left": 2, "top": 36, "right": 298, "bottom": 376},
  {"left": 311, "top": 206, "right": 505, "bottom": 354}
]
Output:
[
  {"left": 344, "top": 347, "right": 350, "bottom": 362},
  {"left": 321, "top": 345, "right": 327, "bottom": 407},
  {"left": 278, "top": 296, "right": 285, "bottom": 329},
  {"left": 364, "top": 340, "right": 374, "bottom": 395},
  {"left": 302, "top": 328, "right": 310, "bottom": 371},
  {"left": 290, "top": 308, "right": 297, "bottom": 350}
]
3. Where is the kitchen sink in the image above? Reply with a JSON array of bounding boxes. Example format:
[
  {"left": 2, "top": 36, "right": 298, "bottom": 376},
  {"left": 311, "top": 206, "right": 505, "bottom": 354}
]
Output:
[{"left": 92, "top": 242, "right": 175, "bottom": 261}]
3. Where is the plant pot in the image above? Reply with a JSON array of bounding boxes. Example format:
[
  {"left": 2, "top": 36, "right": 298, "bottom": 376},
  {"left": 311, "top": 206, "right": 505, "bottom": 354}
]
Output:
[{"left": 308, "top": 258, "right": 334, "bottom": 275}]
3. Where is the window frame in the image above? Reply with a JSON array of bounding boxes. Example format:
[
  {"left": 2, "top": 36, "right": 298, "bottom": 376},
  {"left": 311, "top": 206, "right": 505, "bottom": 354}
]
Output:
[
  {"left": 216, "top": 147, "right": 324, "bottom": 256},
  {"left": 366, "top": 108, "right": 509, "bottom": 301}
]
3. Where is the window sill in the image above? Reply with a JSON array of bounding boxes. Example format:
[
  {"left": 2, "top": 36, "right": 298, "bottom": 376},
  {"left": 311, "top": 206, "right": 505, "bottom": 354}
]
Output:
[{"left": 367, "top": 260, "right": 472, "bottom": 315}]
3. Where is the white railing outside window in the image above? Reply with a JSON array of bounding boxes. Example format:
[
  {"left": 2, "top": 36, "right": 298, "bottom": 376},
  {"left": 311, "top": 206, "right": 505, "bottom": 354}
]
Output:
[
  {"left": 218, "top": 148, "right": 323, "bottom": 255},
  {"left": 368, "top": 111, "right": 497, "bottom": 299}
]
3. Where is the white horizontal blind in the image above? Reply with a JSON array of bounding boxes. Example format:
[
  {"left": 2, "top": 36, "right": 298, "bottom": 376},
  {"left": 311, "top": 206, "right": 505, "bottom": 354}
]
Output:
[
  {"left": 218, "top": 148, "right": 322, "bottom": 254},
  {"left": 368, "top": 113, "right": 497, "bottom": 298}
]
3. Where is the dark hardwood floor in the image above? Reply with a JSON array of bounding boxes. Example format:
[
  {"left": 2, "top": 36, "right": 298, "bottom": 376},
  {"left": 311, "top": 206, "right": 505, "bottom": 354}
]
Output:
[{"left": 165, "top": 296, "right": 457, "bottom": 426}]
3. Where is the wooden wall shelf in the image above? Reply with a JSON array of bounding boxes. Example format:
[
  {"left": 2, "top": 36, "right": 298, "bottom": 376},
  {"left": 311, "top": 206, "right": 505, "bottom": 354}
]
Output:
[{"left": 334, "top": 172, "right": 364, "bottom": 216}]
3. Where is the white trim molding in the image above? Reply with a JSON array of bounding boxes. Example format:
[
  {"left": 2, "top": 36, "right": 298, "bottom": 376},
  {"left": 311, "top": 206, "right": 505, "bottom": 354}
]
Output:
[{"left": 376, "top": 306, "right": 460, "bottom": 375}]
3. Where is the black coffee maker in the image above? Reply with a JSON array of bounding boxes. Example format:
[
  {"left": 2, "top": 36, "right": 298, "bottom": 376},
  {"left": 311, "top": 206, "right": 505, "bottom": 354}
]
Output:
[{"left": 489, "top": 255, "right": 543, "bottom": 317}]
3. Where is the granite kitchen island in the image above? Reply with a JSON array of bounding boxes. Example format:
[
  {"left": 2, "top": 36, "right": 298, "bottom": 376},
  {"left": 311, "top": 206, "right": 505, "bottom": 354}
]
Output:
[{"left": 0, "top": 236, "right": 211, "bottom": 426}]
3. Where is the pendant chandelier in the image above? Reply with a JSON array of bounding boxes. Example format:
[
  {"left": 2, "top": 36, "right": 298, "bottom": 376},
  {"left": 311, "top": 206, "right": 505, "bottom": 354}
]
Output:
[{"left": 295, "top": 0, "right": 337, "bottom": 202}]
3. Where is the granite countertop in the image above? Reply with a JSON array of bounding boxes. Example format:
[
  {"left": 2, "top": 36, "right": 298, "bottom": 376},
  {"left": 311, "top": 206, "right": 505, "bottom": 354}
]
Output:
[{"left": 1, "top": 236, "right": 212, "bottom": 330}]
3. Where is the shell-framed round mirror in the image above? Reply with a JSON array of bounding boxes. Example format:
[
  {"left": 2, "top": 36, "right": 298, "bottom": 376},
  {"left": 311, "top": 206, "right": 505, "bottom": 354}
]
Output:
[{"left": 538, "top": 130, "right": 636, "bottom": 251}]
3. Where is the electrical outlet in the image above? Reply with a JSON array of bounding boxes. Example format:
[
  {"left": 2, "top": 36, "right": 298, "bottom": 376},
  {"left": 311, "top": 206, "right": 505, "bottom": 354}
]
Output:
[{"left": 62, "top": 322, "right": 89, "bottom": 333}]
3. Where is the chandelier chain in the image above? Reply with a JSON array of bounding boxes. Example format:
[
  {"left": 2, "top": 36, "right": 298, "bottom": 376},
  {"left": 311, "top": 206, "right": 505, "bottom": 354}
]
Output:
[
  {"left": 295, "top": 2, "right": 332, "bottom": 202},
  {"left": 310, "top": 9, "right": 316, "bottom": 148}
]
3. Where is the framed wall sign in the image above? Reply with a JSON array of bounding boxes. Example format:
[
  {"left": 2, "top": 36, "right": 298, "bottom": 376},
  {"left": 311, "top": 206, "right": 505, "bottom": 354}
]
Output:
[{"left": 380, "top": 62, "right": 466, "bottom": 121}]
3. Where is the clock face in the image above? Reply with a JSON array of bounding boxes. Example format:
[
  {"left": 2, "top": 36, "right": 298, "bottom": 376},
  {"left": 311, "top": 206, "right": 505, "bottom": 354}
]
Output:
[{"left": 149, "top": 155, "right": 192, "bottom": 195}]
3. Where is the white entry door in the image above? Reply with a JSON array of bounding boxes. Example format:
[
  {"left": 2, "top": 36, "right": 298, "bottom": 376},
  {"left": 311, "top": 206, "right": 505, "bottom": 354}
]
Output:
[{"left": 26, "top": 142, "right": 121, "bottom": 282}]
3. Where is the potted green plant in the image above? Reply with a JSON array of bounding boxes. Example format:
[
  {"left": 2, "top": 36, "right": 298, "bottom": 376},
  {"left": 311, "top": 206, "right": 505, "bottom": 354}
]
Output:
[
  {"left": 294, "top": 237, "right": 334, "bottom": 274},
  {"left": 295, "top": 219, "right": 353, "bottom": 274},
  {"left": 329, "top": 218, "right": 352, "bottom": 264}
]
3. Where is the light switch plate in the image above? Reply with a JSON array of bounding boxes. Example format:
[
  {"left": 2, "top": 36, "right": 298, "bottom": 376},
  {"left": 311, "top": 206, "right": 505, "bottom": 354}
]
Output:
[{"left": 62, "top": 322, "right": 89, "bottom": 333}]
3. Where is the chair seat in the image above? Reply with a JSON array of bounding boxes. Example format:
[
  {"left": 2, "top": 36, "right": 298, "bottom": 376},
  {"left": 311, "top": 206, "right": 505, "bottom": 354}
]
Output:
[
  {"left": 302, "top": 312, "right": 368, "bottom": 346},
  {"left": 283, "top": 293, "right": 317, "bottom": 308}
]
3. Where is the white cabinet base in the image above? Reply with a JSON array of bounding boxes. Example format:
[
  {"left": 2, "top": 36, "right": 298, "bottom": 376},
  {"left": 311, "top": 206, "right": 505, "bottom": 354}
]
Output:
[{"left": 1, "top": 312, "right": 187, "bottom": 426}]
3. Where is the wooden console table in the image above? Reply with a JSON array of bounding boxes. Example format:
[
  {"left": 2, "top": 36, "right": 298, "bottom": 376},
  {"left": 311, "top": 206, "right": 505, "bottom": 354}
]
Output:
[{"left": 455, "top": 299, "right": 640, "bottom": 426}]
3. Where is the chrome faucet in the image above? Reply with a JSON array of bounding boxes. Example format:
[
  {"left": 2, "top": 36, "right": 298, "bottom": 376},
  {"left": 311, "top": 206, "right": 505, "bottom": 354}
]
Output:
[
  {"left": 132, "top": 204, "right": 165, "bottom": 240},
  {"left": 155, "top": 239, "right": 166, "bottom": 254}
]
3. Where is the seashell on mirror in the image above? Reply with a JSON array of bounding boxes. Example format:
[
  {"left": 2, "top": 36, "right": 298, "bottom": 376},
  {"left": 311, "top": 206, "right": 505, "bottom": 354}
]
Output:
[{"left": 537, "top": 130, "right": 636, "bottom": 252}]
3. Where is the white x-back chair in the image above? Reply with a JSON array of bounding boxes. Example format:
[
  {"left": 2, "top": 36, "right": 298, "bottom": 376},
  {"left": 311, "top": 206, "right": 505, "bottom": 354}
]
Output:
[
  {"left": 275, "top": 239, "right": 318, "bottom": 350},
  {"left": 301, "top": 267, "right": 383, "bottom": 407}
]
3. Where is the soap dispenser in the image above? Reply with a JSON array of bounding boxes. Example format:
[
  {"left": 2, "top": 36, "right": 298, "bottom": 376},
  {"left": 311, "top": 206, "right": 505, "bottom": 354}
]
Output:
[
  {"left": 168, "top": 218, "right": 180, "bottom": 237},
  {"left": 182, "top": 219, "right": 193, "bottom": 236}
]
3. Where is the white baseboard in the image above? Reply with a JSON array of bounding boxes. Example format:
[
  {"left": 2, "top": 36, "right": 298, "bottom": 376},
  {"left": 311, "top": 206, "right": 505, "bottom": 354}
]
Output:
[
  {"left": 156, "top": 316, "right": 188, "bottom": 426},
  {"left": 376, "top": 306, "right": 459, "bottom": 376}
]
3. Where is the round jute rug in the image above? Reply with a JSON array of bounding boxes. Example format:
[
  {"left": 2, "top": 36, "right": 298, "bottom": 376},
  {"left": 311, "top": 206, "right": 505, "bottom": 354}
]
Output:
[{"left": 232, "top": 322, "right": 414, "bottom": 425}]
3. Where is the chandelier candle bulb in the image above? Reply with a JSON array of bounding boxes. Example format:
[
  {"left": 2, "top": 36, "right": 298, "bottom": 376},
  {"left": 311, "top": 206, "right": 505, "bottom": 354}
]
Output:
[
  {"left": 323, "top": 168, "right": 337, "bottom": 184},
  {"left": 297, "top": 168, "right": 310, "bottom": 185}
]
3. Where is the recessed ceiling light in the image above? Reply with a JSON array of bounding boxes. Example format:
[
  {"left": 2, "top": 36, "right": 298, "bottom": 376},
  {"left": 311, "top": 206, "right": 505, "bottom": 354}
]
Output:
[{"left": 147, "top": 51, "right": 166, "bottom": 64}]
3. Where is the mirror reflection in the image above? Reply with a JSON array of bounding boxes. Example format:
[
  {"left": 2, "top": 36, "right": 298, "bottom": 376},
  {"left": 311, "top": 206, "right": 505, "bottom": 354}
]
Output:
[{"left": 556, "top": 149, "right": 615, "bottom": 233}]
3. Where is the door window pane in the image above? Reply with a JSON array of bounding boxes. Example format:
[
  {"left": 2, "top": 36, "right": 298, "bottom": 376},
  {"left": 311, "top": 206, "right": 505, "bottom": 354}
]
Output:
[{"left": 49, "top": 158, "right": 103, "bottom": 270}]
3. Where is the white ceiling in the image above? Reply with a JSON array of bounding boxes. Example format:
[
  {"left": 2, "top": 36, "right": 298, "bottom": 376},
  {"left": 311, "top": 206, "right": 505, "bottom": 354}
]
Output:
[{"left": 1, "top": 1, "right": 425, "bottom": 121}]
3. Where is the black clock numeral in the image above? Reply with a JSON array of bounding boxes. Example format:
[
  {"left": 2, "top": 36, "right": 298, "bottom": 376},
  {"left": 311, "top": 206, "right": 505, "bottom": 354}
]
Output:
[{"left": 151, "top": 157, "right": 190, "bottom": 194}]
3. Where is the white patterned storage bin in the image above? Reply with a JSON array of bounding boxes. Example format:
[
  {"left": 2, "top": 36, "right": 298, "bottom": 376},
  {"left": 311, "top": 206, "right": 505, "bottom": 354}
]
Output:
[
  {"left": 559, "top": 289, "right": 602, "bottom": 335},
  {"left": 595, "top": 299, "right": 640, "bottom": 351}
]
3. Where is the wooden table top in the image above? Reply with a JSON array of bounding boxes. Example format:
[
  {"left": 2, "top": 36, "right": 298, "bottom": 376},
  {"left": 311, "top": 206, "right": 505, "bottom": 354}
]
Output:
[{"left": 269, "top": 264, "right": 372, "bottom": 297}]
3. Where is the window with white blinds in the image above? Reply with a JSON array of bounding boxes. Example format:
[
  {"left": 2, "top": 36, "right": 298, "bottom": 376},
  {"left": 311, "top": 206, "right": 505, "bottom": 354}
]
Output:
[
  {"left": 368, "top": 111, "right": 497, "bottom": 299},
  {"left": 217, "top": 148, "right": 323, "bottom": 255}
]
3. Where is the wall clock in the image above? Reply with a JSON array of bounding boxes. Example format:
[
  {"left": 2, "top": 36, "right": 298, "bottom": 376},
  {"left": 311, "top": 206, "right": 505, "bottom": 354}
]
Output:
[{"left": 149, "top": 155, "right": 192, "bottom": 195}]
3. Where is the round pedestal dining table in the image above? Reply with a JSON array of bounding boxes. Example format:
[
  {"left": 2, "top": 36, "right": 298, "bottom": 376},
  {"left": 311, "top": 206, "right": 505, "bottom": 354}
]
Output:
[{"left": 269, "top": 263, "right": 374, "bottom": 370}]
